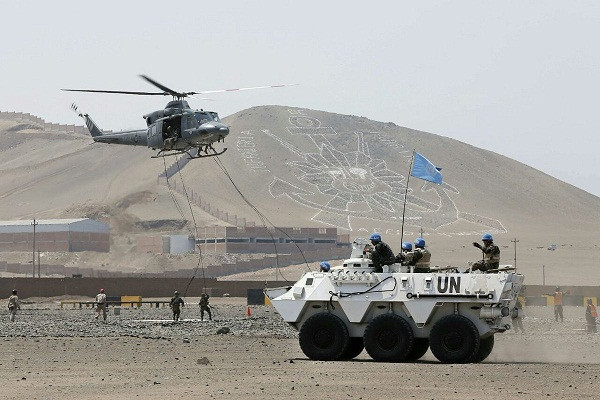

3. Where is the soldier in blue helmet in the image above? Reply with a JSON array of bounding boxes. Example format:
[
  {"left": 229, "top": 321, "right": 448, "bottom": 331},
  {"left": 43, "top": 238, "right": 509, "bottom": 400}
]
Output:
[
  {"left": 471, "top": 233, "right": 500, "bottom": 272},
  {"left": 364, "top": 233, "right": 395, "bottom": 272},
  {"left": 395, "top": 242, "right": 413, "bottom": 264},
  {"left": 399, "top": 239, "right": 431, "bottom": 272},
  {"left": 319, "top": 261, "right": 331, "bottom": 272}
]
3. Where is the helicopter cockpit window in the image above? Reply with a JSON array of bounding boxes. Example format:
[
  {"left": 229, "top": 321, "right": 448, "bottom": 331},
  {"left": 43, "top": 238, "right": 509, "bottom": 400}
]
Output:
[
  {"left": 209, "top": 112, "right": 220, "bottom": 122},
  {"left": 187, "top": 115, "right": 198, "bottom": 129},
  {"left": 194, "top": 112, "right": 211, "bottom": 125}
]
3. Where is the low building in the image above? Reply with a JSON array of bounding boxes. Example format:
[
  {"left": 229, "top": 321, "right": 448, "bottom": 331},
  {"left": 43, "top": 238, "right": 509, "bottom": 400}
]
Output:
[
  {"left": 0, "top": 219, "right": 110, "bottom": 252},
  {"left": 196, "top": 226, "right": 350, "bottom": 254}
]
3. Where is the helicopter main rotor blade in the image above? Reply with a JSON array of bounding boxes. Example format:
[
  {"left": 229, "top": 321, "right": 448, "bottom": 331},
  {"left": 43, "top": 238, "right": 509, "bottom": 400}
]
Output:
[
  {"left": 189, "top": 83, "right": 299, "bottom": 95},
  {"left": 62, "top": 88, "right": 167, "bottom": 96},
  {"left": 139, "top": 75, "right": 184, "bottom": 97}
]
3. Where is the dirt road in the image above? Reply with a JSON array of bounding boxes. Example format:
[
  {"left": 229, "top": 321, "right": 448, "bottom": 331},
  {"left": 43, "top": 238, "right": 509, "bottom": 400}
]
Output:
[{"left": 0, "top": 299, "right": 598, "bottom": 399}]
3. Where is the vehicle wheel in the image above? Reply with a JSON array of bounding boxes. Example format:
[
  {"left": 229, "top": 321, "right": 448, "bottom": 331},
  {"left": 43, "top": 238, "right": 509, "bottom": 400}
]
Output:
[
  {"left": 364, "top": 314, "right": 414, "bottom": 362},
  {"left": 429, "top": 314, "right": 480, "bottom": 363},
  {"left": 299, "top": 313, "right": 349, "bottom": 361},
  {"left": 340, "top": 337, "right": 364, "bottom": 360},
  {"left": 405, "top": 337, "right": 429, "bottom": 361},
  {"left": 469, "top": 334, "right": 494, "bottom": 363}
]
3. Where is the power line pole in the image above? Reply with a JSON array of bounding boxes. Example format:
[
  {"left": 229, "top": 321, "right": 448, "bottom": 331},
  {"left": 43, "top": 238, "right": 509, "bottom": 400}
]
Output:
[
  {"left": 511, "top": 237, "right": 519, "bottom": 273},
  {"left": 32, "top": 219, "right": 38, "bottom": 277},
  {"left": 542, "top": 264, "right": 546, "bottom": 286}
]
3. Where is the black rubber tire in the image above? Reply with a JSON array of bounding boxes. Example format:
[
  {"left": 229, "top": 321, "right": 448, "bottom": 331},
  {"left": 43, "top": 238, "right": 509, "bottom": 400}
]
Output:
[
  {"left": 469, "top": 334, "right": 494, "bottom": 363},
  {"left": 405, "top": 337, "right": 429, "bottom": 361},
  {"left": 299, "top": 313, "right": 349, "bottom": 361},
  {"left": 364, "top": 314, "right": 414, "bottom": 362},
  {"left": 340, "top": 337, "right": 365, "bottom": 360},
  {"left": 429, "top": 314, "right": 480, "bottom": 364}
]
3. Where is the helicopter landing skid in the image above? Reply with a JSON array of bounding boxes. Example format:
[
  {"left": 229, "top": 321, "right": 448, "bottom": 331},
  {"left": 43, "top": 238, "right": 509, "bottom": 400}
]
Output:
[
  {"left": 187, "top": 147, "right": 227, "bottom": 159},
  {"left": 151, "top": 149, "right": 189, "bottom": 159}
]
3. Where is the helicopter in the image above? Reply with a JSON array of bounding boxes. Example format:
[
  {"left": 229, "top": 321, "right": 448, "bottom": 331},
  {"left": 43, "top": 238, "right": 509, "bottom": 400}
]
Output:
[{"left": 63, "top": 75, "right": 296, "bottom": 159}]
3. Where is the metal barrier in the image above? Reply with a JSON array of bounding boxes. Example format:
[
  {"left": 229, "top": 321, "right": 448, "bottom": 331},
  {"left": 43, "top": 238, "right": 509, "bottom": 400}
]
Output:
[{"left": 59, "top": 300, "right": 171, "bottom": 309}]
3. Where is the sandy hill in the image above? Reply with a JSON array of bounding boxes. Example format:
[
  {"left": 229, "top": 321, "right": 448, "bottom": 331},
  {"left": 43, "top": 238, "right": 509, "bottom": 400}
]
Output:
[{"left": 0, "top": 106, "right": 599, "bottom": 284}]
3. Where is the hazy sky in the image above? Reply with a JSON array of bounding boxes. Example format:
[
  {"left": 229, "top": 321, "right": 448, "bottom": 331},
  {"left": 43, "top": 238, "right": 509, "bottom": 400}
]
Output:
[{"left": 1, "top": 1, "right": 599, "bottom": 197}]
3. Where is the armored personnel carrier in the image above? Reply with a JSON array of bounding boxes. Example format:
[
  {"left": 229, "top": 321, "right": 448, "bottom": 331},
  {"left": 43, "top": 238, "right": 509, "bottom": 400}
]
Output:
[{"left": 265, "top": 238, "right": 524, "bottom": 364}]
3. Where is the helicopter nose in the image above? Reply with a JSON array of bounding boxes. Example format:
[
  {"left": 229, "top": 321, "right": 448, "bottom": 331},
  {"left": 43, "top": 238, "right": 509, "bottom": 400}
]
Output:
[{"left": 216, "top": 123, "right": 229, "bottom": 137}]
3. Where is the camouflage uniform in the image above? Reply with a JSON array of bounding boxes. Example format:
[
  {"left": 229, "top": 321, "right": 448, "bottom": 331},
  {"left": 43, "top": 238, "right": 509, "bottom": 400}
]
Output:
[
  {"left": 8, "top": 294, "right": 19, "bottom": 322},
  {"left": 199, "top": 293, "right": 212, "bottom": 321},
  {"left": 472, "top": 242, "right": 500, "bottom": 272},
  {"left": 170, "top": 295, "right": 185, "bottom": 321},
  {"left": 95, "top": 292, "right": 107, "bottom": 321},
  {"left": 403, "top": 248, "right": 431, "bottom": 273},
  {"left": 369, "top": 241, "right": 395, "bottom": 273}
]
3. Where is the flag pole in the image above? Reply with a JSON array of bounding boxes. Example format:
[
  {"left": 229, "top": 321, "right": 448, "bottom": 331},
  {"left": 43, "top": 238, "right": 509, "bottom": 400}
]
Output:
[{"left": 400, "top": 150, "right": 415, "bottom": 245}]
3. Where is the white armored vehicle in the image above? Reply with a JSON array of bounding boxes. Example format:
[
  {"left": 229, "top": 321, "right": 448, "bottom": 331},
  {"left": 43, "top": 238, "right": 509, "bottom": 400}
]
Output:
[{"left": 265, "top": 238, "right": 524, "bottom": 363}]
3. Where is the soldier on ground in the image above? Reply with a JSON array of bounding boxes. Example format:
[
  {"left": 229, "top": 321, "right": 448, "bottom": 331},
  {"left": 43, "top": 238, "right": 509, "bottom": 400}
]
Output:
[
  {"left": 95, "top": 288, "right": 107, "bottom": 322},
  {"left": 548, "top": 287, "right": 566, "bottom": 322},
  {"left": 585, "top": 298, "right": 597, "bottom": 333},
  {"left": 319, "top": 261, "right": 331, "bottom": 272},
  {"left": 199, "top": 293, "right": 212, "bottom": 321},
  {"left": 170, "top": 291, "right": 185, "bottom": 322},
  {"left": 512, "top": 298, "right": 525, "bottom": 333},
  {"left": 364, "top": 233, "right": 395, "bottom": 273},
  {"left": 471, "top": 233, "right": 500, "bottom": 272},
  {"left": 7, "top": 289, "right": 20, "bottom": 322}
]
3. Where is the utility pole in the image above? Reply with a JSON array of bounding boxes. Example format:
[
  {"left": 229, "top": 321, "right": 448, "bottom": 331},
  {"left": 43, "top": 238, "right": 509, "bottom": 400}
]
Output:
[
  {"left": 37, "top": 250, "right": 41, "bottom": 278},
  {"left": 32, "top": 219, "right": 38, "bottom": 277},
  {"left": 510, "top": 237, "right": 519, "bottom": 273},
  {"left": 542, "top": 264, "right": 546, "bottom": 286}
]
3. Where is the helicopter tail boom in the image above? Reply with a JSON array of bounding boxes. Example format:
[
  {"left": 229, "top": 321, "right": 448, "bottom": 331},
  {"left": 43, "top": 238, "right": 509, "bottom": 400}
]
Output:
[{"left": 81, "top": 113, "right": 103, "bottom": 138}]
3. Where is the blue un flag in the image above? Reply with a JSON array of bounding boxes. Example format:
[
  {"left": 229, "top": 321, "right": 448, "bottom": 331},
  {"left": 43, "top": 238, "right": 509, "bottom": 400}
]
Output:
[{"left": 410, "top": 152, "right": 442, "bottom": 184}]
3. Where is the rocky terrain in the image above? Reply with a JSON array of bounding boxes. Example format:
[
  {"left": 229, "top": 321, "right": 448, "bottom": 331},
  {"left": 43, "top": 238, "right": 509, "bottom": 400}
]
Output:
[{"left": 0, "top": 297, "right": 598, "bottom": 399}]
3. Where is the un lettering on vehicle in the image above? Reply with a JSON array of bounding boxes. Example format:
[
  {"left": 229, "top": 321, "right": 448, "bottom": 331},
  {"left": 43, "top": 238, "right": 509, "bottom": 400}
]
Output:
[{"left": 437, "top": 276, "right": 461, "bottom": 293}]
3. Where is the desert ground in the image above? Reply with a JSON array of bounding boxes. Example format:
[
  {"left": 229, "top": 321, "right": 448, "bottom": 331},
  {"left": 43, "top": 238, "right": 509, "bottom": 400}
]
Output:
[{"left": 0, "top": 297, "right": 598, "bottom": 399}]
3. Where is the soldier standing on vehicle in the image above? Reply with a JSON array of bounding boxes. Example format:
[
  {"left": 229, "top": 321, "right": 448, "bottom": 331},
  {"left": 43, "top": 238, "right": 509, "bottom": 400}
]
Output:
[
  {"left": 471, "top": 233, "right": 500, "bottom": 272},
  {"left": 199, "top": 293, "right": 212, "bottom": 321},
  {"left": 170, "top": 291, "right": 185, "bottom": 322},
  {"left": 585, "top": 298, "right": 597, "bottom": 333},
  {"left": 364, "top": 233, "right": 395, "bottom": 273},
  {"left": 319, "top": 261, "right": 331, "bottom": 272},
  {"left": 7, "top": 289, "right": 20, "bottom": 322},
  {"left": 95, "top": 288, "right": 107, "bottom": 322}
]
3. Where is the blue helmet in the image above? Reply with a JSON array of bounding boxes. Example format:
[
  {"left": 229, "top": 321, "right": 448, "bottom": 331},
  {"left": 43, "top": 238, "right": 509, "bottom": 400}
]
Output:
[
  {"left": 482, "top": 233, "right": 493, "bottom": 241},
  {"left": 369, "top": 233, "right": 382, "bottom": 242},
  {"left": 401, "top": 242, "right": 412, "bottom": 251},
  {"left": 319, "top": 261, "right": 331, "bottom": 272},
  {"left": 414, "top": 238, "right": 426, "bottom": 248}
]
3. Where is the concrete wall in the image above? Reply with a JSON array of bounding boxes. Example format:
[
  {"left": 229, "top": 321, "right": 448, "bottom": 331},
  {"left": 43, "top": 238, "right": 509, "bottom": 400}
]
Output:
[
  {"left": 0, "top": 277, "right": 280, "bottom": 298},
  {"left": 1, "top": 110, "right": 86, "bottom": 135}
]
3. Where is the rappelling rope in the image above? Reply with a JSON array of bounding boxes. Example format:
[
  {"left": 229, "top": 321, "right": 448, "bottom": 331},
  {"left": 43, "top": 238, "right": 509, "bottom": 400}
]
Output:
[
  {"left": 213, "top": 155, "right": 315, "bottom": 283},
  {"left": 162, "top": 156, "right": 206, "bottom": 298}
]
